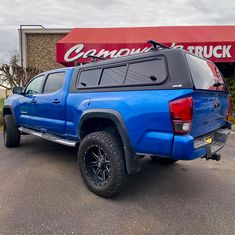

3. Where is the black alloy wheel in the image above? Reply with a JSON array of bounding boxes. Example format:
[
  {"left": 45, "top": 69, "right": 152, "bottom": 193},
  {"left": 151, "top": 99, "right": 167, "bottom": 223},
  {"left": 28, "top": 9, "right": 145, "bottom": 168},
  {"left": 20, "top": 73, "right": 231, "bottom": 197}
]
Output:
[
  {"left": 84, "top": 145, "right": 111, "bottom": 186},
  {"left": 78, "top": 131, "right": 128, "bottom": 198}
]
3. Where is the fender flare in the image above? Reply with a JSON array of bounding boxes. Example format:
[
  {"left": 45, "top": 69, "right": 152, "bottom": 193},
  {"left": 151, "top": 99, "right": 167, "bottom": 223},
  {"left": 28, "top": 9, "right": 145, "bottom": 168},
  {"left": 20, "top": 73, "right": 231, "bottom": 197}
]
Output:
[
  {"left": 3, "top": 105, "right": 16, "bottom": 123},
  {"left": 79, "top": 109, "right": 140, "bottom": 175}
]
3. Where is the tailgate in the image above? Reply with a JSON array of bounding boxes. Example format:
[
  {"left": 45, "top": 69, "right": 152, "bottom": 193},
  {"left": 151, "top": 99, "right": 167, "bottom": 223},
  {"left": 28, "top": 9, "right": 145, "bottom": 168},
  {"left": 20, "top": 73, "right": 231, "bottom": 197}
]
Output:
[{"left": 191, "top": 90, "right": 229, "bottom": 137}]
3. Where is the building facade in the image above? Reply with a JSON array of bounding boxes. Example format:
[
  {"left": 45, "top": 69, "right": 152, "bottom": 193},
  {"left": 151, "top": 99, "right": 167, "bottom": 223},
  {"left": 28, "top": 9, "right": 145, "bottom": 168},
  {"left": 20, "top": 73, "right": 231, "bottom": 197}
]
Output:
[
  {"left": 19, "top": 28, "right": 70, "bottom": 72},
  {"left": 19, "top": 26, "right": 235, "bottom": 77}
]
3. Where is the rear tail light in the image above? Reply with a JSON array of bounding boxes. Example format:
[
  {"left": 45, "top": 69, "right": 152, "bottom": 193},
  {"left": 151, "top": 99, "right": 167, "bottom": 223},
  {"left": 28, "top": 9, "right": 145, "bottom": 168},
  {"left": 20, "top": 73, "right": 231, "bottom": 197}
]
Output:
[
  {"left": 169, "top": 97, "right": 193, "bottom": 135},
  {"left": 226, "top": 95, "right": 231, "bottom": 120}
]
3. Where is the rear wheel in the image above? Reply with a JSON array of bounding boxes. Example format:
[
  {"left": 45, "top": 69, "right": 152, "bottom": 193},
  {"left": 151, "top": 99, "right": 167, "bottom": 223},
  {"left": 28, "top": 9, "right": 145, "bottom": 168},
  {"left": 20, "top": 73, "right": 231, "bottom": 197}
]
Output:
[
  {"left": 150, "top": 156, "right": 177, "bottom": 165},
  {"left": 78, "top": 131, "right": 127, "bottom": 198},
  {"left": 3, "top": 114, "right": 20, "bottom": 147}
]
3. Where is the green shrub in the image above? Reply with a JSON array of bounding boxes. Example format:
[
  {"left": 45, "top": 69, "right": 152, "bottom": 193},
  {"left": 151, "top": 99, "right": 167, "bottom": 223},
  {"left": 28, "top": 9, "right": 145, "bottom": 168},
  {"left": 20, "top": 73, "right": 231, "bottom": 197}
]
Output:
[{"left": 224, "top": 76, "right": 235, "bottom": 116}]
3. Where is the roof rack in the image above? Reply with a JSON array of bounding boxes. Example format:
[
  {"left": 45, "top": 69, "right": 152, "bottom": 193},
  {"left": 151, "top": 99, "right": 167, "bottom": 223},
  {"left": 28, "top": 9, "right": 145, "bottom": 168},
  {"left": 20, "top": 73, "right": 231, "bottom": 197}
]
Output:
[
  {"left": 147, "top": 40, "right": 170, "bottom": 50},
  {"left": 88, "top": 55, "right": 106, "bottom": 62}
]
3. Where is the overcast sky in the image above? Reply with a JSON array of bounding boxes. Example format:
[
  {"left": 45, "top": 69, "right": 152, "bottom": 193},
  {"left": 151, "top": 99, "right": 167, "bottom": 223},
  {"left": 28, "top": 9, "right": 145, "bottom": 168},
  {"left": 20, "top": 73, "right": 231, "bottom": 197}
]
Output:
[{"left": 0, "top": 0, "right": 235, "bottom": 63}]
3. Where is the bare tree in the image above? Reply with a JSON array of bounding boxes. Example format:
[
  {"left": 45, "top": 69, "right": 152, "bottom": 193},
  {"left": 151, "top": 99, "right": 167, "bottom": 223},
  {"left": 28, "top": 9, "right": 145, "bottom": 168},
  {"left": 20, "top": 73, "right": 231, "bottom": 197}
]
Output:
[{"left": 0, "top": 53, "right": 41, "bottom": 90}]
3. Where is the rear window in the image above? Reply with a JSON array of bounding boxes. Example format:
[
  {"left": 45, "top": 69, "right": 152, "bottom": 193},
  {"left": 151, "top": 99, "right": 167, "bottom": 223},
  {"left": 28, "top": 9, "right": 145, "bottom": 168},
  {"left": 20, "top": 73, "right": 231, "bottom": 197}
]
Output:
[{"left": 186, "top": 53, "right": 227, "bottom": 91}]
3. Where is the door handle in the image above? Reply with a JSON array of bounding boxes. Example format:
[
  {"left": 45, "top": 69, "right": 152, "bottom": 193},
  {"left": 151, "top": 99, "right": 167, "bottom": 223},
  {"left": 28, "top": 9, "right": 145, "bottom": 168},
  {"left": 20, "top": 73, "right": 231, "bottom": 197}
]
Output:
[
  {"left": 31, "top": 99, "right": 37, "bottom": 104},
  {"left": 52, "top": 99, "right": 60, "bottom": 104}
]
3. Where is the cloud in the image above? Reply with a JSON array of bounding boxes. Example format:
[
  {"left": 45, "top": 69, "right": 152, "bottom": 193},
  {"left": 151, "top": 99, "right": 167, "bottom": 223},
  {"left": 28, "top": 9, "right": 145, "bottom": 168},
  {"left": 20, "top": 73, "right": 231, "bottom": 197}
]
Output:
[{"left": 0, "top": 0, "right": 234, "bottom": 62}]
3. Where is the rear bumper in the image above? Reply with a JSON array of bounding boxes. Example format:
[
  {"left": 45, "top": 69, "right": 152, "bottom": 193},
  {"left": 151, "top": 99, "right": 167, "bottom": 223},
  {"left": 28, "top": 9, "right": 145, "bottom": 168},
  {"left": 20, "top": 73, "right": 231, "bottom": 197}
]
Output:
[{"left": 172, "top": 122, "right": 232, "bottom": 160}]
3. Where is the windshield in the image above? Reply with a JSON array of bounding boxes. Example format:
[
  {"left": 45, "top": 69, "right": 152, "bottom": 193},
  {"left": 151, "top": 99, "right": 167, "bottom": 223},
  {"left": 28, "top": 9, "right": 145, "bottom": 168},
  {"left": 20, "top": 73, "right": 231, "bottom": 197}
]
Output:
[{"left": 186, "top": 53, "right": 227, "bottom": 91}]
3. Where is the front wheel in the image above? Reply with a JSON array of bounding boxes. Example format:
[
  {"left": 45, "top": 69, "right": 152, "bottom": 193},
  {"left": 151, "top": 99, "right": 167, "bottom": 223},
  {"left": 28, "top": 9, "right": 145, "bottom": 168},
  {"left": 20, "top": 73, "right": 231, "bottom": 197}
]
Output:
[
  {"left": 3, "top": 114, "right": 20, "bottom": 148},
  {"left": 78, "top": 131, "right": 127, "bottom": 198}
]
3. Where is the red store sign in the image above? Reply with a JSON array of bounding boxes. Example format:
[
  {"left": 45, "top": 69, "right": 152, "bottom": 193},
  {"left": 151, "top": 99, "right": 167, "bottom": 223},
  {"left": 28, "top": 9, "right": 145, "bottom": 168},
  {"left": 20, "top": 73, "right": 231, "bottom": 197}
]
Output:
[{"left": 56, "top": 26, "right": 235, "bottom": 66}]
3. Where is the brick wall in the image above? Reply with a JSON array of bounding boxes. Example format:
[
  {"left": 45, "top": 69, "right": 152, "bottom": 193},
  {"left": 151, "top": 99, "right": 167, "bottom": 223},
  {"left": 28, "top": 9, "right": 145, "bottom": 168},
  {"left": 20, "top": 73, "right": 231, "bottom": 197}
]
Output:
[{"left": 26, "top": 33, "right": 67, "bottom": 72}]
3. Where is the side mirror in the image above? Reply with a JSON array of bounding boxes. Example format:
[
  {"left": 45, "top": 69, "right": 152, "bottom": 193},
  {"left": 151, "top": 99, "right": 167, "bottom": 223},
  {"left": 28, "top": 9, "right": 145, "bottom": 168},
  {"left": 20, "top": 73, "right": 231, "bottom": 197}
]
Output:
[{"left": 13, "top": 87, "right": 23, "bottom": 95}]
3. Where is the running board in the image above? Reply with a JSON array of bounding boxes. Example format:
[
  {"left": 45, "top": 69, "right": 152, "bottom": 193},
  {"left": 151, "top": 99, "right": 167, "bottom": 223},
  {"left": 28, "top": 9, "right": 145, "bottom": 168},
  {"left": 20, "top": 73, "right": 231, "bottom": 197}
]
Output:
[{"left": 18, "top": 127, "right": 77, "bottom": 147}]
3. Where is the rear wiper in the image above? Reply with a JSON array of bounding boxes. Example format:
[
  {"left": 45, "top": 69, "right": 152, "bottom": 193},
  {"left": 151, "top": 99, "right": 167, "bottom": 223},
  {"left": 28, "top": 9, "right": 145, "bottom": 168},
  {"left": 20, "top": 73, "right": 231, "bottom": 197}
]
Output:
[
  {"left": 213, "top": 82, "right": 223, "bottom": 87},
  {"left": 213, "top": 81, "right": 230, "bottom": 92}
]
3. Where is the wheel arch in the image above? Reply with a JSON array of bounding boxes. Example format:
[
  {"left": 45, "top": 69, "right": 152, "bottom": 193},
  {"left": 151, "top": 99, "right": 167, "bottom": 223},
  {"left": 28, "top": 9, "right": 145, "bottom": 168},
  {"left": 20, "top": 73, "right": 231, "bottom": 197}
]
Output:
[
  {"left": 78, "top": 109, "right": 140, "bottom": 175},
  {"left": 2, "top": 105, "right": 18, "bottom": 127},
  {"left": 3, "top": 105, "right": 13, "bottom": 116}
]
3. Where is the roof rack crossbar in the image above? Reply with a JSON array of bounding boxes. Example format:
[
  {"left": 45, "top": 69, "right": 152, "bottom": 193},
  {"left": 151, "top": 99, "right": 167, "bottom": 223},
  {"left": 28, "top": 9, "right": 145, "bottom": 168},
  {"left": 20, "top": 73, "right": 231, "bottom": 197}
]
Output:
[
  {"left": 88, "top": 55, "right": 106, "bottom": 62},
  {"left": 147, "top": 40, "right": 170, "bottom": 50}
]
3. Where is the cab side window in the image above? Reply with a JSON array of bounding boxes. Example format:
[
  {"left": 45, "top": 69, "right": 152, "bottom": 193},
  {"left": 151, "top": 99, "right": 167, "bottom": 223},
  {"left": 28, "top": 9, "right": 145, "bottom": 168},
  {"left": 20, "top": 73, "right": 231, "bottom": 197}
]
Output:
[
  {"left": 25, "top": 75, "right": 45, "bottom": 94},
  {"left": 44, "top": 72, "right": 65, "bottom": 94}
]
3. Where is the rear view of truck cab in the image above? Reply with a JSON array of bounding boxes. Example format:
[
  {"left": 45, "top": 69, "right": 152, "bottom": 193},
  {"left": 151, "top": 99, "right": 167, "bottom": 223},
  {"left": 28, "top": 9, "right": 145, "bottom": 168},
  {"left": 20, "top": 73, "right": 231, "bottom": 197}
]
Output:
[{"left": 170, "top": 52, "right": 231, "bottom": 161}]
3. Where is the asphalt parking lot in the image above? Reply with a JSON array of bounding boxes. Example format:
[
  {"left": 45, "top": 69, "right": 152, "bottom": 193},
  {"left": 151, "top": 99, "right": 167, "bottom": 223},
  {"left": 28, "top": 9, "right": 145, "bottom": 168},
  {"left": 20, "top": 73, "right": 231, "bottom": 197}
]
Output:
[{"left": 0, "top": 133, "right": 234, "bottom": 235}]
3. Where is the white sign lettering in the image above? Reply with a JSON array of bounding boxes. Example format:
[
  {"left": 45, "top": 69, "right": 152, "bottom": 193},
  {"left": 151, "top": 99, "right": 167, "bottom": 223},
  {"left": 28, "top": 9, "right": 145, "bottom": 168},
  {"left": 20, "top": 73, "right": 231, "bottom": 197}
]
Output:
[
  {"left": 170, "top": 43, "right": 232, "bottom": 59},
  {"left": 64, "top": 43, "right": 232, "bottom": 62},
  {"left": 64, "top": 44, "right": 151, "bottom": 62}
]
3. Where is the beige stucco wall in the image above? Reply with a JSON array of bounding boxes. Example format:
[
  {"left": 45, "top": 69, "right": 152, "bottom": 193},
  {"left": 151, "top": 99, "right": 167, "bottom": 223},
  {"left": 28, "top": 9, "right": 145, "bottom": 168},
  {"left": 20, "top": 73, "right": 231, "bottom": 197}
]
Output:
[
  {"left": 0, "top": 89, "right": 5, "bottom": 98},
  {"left": 26, "top": 33, "right": 67, "bottom": 72},
  {"left": 0, "top": 89, "right": 12, "bottom": 99}
]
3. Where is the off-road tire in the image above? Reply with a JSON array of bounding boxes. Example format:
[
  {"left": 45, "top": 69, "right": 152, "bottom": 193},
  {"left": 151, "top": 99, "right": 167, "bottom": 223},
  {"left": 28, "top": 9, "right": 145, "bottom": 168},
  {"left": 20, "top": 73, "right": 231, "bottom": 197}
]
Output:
[
  {"left": 78, "top": 131, "right": 127, "bottom": 198},
  {"left": 3, "top": 114, "right": 20, "bottom": 147},
  {"left": 151, "top": 156, "right": 177, "bottom": 165}
]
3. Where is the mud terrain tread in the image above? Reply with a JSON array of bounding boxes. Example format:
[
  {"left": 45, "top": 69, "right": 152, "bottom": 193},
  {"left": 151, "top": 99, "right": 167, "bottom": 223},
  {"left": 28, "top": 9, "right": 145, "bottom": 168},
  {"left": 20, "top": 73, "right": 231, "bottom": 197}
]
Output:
[{"left": 78, "top": 131, "right": 128, "bottom": 198}]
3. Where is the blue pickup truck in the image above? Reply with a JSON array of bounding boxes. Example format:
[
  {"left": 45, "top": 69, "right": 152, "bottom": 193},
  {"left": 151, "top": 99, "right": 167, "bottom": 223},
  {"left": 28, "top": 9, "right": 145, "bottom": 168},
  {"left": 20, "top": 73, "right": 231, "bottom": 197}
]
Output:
[{"left": 3, "top": 41, "right": 231, "bottom": 197}]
